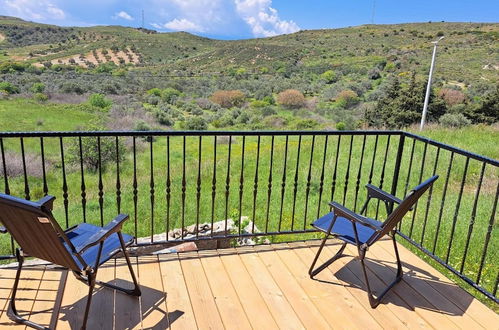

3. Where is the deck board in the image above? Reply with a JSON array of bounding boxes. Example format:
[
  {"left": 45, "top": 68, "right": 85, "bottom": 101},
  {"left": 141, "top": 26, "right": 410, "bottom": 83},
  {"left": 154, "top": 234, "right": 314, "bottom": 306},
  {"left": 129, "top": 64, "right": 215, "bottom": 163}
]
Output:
[{"left": 0, "top": 241, "right": 497, "bottom": 329}]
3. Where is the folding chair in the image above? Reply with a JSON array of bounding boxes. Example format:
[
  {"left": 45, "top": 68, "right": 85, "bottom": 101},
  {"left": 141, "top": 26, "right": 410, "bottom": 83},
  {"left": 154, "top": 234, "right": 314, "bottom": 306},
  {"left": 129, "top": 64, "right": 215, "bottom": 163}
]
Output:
[
  {"left": 0, "top": 193, "right": 141, "bottom": 329},
  {"left": 309, "top": 176, "right": 438, "bottom": 308}
]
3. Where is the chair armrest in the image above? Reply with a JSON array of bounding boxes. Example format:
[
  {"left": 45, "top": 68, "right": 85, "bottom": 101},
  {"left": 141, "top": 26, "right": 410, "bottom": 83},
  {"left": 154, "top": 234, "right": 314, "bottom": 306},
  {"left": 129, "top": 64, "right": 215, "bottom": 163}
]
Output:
[
  {"left": 365, "top": 184, "right": 402, "bottom": 205},
  {"left": 0, "top": 226, "right": 7, "bottom": 234},
  {"left": 328, "top": 202, "right": 382, "bottom": 231},
  {"left": 37, "top": 195, "right": 56, "bottom": 211},
  {"left": 76, "top": 214, "right": 130, "bottom": 254}
]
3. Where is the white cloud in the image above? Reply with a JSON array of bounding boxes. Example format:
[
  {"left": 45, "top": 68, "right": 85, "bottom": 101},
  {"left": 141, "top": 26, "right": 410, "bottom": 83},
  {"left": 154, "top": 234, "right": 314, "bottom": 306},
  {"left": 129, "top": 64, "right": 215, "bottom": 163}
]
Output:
[
  {"left": 163, "top": 18, "right": 204, "bottom": 32},
  {"left": 113, "top": 11, "right": 133, "bottom": 21},
  {"left": 235, "top": 0, "right": 299, "bottom": 37},
  {"left": 2, "top": 0, "right": 66, "bottom": 21}
]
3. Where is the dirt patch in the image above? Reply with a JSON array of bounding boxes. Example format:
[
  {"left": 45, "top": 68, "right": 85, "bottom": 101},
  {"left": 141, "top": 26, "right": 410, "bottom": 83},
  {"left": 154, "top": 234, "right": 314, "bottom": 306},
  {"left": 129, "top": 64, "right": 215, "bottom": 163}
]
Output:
[
  {"left": 0, "top": 33, "right": 5, "bottom": 42},
  {"left": 45, "top": 47, "right": 141, "bottom": 68}
]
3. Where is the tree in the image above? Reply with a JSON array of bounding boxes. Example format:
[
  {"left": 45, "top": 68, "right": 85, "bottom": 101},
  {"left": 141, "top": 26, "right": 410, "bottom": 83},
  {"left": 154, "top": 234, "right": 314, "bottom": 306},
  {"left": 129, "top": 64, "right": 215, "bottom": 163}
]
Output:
[
  {"left": 467, "top": 85, "right": 499, "bottom": 124},
  {"left": 277, "top": 89, "right": 305, "bottom": 109},
  {"left": 210, "top": 90, "right": 245, "bottom": 108},
  {"left": 68, "top": 135, "right": 125, "bottom": 171},
  {"left": 88, "top": 93, "right": 112, "bottom": 109}
]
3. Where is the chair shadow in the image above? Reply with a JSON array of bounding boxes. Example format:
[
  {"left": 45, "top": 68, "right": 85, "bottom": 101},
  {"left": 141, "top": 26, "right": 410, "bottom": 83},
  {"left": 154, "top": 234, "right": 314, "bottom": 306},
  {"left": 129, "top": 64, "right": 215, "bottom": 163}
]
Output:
[
  {"left": 58, "top": 278, "right": 183, "bottom": 329},
  {"left": 322, "top": 254, "right": 473, "bottom": 315}
]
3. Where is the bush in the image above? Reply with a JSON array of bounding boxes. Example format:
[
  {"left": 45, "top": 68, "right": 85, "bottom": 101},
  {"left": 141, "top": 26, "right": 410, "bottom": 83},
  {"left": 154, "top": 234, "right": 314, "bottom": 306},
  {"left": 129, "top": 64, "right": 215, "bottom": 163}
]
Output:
[
  {"left": 294, "top": 118, "right": 318, "bottom": 129},
  {"left": 334, "top": 90, "right": 359, "bottom": 108},
  {"left": 320, "top": 70, "right": 336, "bottom": 84},
  {"left": 277, "top": 89, "right": 305, "bottom": 109},
  {"left": 439, "top": 113, "right": 471, "bottom": 128},
  {"left": 0, "top": 82, "right": 19, "bottom": 94},
  {"left": 88, "top": 93, "right": 112, "bottom": 109},
  {"left": 438, "top": 88, "right": 465, "bottom": 106},
  {"left": 210, "top": 90, "right": 245, "bottom": 108},
  {"left": 30, "top": 82, "right": 45, "bottom": 93},
  {"left": 68, "top": 136, "right": 125, "bottom": 171},
  {"left": 185, "top": 116, "right": 208, "bottom": 130},
  {"left": 161, "top": 88, "right": 181, "bottom": 104},
  {"left": 146, "top": 88, "right": 162, "bottom": 97},
  {"left": 33, "top": 93, "right": 48, "bottom": 102},
  {"left": 336, "top": 122, "right": 346, "bottom": 130},
  {"left": 155, "top": 110, "right": 174, "bottom": 126}
]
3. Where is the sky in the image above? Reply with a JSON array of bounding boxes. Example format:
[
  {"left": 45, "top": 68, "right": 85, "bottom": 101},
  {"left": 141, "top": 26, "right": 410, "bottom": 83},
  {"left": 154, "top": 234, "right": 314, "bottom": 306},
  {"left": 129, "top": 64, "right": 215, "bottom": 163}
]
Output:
[{"left": 1, "top": 0, "right": 498, "bottom": 39}]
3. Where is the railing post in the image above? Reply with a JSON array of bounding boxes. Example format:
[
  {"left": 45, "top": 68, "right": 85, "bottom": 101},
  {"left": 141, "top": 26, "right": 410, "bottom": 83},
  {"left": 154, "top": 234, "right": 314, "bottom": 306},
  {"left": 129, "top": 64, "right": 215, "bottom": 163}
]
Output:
[{"left": 390, "top": 133, "right": 405, "bottom": 207}]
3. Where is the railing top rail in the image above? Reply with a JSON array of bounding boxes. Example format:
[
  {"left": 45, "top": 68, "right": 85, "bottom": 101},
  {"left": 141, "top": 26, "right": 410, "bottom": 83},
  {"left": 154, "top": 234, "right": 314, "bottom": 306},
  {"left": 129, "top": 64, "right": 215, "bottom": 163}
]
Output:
[{"left": 403, "top": 132, "right": 499, "bottom": 167}]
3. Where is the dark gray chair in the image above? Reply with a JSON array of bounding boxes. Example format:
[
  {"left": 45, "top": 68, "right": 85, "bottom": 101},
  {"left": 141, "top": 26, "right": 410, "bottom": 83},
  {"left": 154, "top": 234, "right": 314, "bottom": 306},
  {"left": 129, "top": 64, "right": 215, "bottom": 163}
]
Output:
[
  {"left": 309, "top": 176, "right": 438, "bottom": 308},
  {"left": 0, "top": 193, "right": 141, "bottom": 329}
]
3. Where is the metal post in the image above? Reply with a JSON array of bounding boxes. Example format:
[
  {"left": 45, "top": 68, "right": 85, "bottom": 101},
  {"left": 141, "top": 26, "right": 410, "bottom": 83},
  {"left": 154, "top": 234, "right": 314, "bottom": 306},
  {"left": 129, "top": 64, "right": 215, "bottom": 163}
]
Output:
[{"left": 420, "top": 36, "right": 444, "bottom": 131}]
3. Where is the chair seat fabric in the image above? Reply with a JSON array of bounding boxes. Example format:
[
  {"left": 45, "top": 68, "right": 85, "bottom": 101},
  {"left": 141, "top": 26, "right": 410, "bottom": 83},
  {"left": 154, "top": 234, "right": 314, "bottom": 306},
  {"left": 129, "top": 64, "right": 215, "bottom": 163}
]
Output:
[
  {"left": 64, "top": 223, "right": 134, "bottom": 270},
  {"left": 311, "top": 212, "right": 382, "bottom": 245}
]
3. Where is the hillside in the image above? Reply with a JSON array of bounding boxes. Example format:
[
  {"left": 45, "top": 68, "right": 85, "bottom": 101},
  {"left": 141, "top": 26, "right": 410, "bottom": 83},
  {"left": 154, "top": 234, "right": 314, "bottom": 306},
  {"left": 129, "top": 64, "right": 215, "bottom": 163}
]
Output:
[{"left": 0, "top": 17, "right": 498, "bottom": 84}]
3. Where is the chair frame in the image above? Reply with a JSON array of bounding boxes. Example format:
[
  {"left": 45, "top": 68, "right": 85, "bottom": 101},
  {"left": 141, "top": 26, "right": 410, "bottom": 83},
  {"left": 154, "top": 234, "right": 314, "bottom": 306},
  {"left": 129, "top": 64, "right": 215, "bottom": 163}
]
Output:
[
  {"left": 309, "top": 177, "right": 437, "bottom": 308},
  {"left": 0, "top": 194, "right": 141, "bottom": 330}
]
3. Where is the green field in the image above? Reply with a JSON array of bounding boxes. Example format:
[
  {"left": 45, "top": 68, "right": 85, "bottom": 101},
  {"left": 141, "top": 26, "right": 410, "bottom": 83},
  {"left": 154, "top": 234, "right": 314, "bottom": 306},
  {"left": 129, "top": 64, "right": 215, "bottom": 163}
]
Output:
[{"left": 0, "top": 99, "right": 497, "bottom": 310}]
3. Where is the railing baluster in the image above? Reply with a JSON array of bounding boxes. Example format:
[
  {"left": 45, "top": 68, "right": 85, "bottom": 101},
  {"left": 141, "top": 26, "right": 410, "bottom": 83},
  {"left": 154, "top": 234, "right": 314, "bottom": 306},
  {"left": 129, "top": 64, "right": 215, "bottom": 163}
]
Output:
[
  {"left": 330, "top": 135, "right": 341, "bottom": 201},
  {"left": 166, "top": 136, "right": 171, "bottom": 240},
  {"left": 353, "top": 135, "right": 366, "bottom": 212},
  {"left": 40, "top": 137, "right": 48, "bottom": 196},
  {"left": 291, "top": 135, "right": 302, "bottom": 231},
  {"left": 445, "top": 157, "right": 470, "bottom": 264},
  {"left": 494, "top": 273, "right": 499, "bottom": 297},
  {"left": 278, "top": 136, "right": 289, "bottom": 231},
  {"left": 181, "top": 136, "right": 186, "bottom": 239},
  {"left": 391, "top": 134, "right": 405, "bottom": 217},
  {"left": 115, "top": 137, "right": 121, "bottom": 214},
  {"left": 211, "top": 136, "right": 217, "bottom": 237},
  {"left": 408, "top": 141, "right": 428, "bottom": 238},
  {"left": 342, "top": 135, "right": 353, "bottom": 206},
  {"left": 238, "top": 136, "right": 246, "bottom": 235},
  {"left": 316, "top": 135, "right": 328, "bottom": 218},
  {"left": 265, "top": 136, "right": 274, "bottom": 233},
  {"left": 404, "top": 139, "right": 417, "bottom": 196},
  {"left": 132, "top": 137, "right": 138, "bottom": 240},
  {"left": 149, "top": 136, "right": 155, "bottom": 242},
  {"left": 303, "top": 135, "right": 315, "bottom": 230},
  {"left": 432, "top": 151, "right": 454, "bottom": 254},
  {"left": 420, "top": 147, "right": 440, "bottom": 245},
  {"left": 0, "top": 138, "right": 10, "bottom": 195},
  {"left": 196, "top": 136, "right": 202, "bottom": 239},
  {"left": 97, "top": 137, "right": 104, "bottom": 226},
  {"left": 476, "top": 181, "right": 499, "bottom": 285},
  {"left": 375, "top": 135, "right": 391, "bottom": 218},
  {"left": 367, "top": 135, "right": 379, "bottom": 214},
  {"left": 20, "top": 138, "right": 30, "bottom": 200},
  {"left": 59, "top": 137, "right": 68, "bottom": 227},
  {"left": 251, "top": 136, "right": 261, "bottom": 234},
  {"left": 224, "top": 136, "right": 232, "bottom": 236},
  {"left": 460, "top": 162, "right": 486, "bottom": 274},
  {"left": 78, "top": 137, "right": 87, "bottom": 223}
]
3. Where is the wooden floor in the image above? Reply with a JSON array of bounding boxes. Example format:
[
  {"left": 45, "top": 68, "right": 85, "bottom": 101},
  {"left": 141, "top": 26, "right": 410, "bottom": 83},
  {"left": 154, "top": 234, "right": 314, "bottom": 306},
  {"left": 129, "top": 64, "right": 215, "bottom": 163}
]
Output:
[{"left": 0, "top": 238, "right": 497, "bottom": 329}]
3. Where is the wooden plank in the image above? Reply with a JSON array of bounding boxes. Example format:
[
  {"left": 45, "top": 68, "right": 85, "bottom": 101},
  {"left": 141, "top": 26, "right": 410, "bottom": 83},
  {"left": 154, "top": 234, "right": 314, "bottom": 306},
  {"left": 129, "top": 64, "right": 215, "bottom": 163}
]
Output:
[
  {"left": 0, "top": 265, "right": 44, "bottom": 328},
  {"left": 179, "top": 251, "right": 224, "bottom": 329},
  {"left": 26, "top": 267, "right": 67, "bottom": 329},
  {"left": 137, "top": 255, "right": 169, "bottom": 329},
  {"left": 114, "top": 256, "right": 141, "bottom": 330},
  {"left": 340, "top": 243, "right": 459, "bottom": 329},
  {"left": 56, "top": 268, "right": 88, "bottom": 329},
  {"left": 318, "top": 242, "right": 432, "bottom": 329},
  {"left": 158, "top": 253, "right": 197, "bottom": 330},
  {"left": 86, "top": 261, "right": 115, "bottom": 330},
  {"left": 255, "top": 245, "right": 332, "bottom": 330},
  {"left": 218, "top": 248, "right": 279, "bottom": 330},
  {"left": 197, "top": 250, "right": 252, "bottom": 330},
  {"left": 366, "top": 240, "right": 484, "bottom": 329},
  {"left": 287, "top": 242, "right": 384, "bottom": 330},
  {"left": 0, "top": 267, "right": 18, "bottom": 320},
  {"left": 237, "top": 246, "right": 305, "bottom": 330},
  {"left": 300, "top": 240, "right": 412, "bottom": 329},
  {"left": 379, "top": 238, "right": 499, "bottom": 327}
]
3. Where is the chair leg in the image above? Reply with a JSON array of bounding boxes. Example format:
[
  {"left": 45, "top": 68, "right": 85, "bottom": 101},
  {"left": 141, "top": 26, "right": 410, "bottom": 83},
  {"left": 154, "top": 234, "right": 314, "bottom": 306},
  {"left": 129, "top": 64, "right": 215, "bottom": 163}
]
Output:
[
  {"left": 359, "top": 235, "right": 403, "bottom": 308},
  {"left": 7, "top": 249, "right": 49, "bottom": 330},
  {"left": 80, "top": 271, "right": 96, "bottom": 330},
  {"left": 309, "top": 235, "right": 347, "bottom": 278}
]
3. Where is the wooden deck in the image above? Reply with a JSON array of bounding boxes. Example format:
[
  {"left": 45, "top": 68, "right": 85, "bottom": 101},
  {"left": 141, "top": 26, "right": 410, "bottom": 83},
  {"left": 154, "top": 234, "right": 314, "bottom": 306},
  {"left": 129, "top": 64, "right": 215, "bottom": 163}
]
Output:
[{"left": 0, "top": 238, "right": 497, "bottom": 329}]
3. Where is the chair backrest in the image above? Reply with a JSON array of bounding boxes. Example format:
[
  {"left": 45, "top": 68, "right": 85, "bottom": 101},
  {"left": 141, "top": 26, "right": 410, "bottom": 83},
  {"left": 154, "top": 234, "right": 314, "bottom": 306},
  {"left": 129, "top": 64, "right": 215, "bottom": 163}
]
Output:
[
  {"left": 0, "top": 193, "right": 82, "bottom": 271},
  {"left": 367, "top": 175, "right": 438, "bottom": 245}
]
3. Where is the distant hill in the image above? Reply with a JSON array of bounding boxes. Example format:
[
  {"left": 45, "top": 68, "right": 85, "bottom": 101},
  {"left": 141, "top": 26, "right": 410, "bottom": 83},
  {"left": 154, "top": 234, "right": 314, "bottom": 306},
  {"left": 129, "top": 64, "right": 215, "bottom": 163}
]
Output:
[{"left": 0, "top": 17, "right": 497, "bottom": 84}]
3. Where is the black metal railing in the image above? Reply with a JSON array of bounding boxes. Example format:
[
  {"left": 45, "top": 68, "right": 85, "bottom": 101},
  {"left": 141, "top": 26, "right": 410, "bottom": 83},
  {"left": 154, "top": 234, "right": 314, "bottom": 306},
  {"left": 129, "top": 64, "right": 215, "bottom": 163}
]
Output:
[{"left": 0, "top": 130, "right": 497, "bottom": 303}]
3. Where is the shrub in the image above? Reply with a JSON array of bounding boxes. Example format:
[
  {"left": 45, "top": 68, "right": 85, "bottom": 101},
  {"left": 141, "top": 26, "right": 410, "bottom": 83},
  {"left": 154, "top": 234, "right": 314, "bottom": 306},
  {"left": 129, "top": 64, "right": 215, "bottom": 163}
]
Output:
[
  {"left": 33, "top": 93, "right": 49, "bottom": 102},
  {"left": 438, "top": 88, "right": 465, "bottom": 106},
  {"left": 0, "top": 82, "right": 19, "bottom": 94},
  {"left": 320, "top": 70, "right": 336, "bottom": 84},
  {"left": 135, "top": 120, "right": 152, "bottom": 131},
  {"left": 68, "top": 136, "right": 125, "bottom": 171},
  {"left": 88, "top": 93, "right": 112, "bottom": 109},
  {"left": 334, "top": 90, "right": 359, "bottom": 108},
  {"left": 210, "top": 90, "right": 245, "bottom": 108},
  {"left": 155, "top": 110, "right": 174, "bottom": 126},
  {"left": 161, "top": 87, "right": 181, "bottom": 104},
  {"left": 250, "top": 100, "right": 269, "bottom": 108},
  {"left": 30, "top": 82, "right": 45, "bottom": 93},
  {"left": 336, "top": 122, "right": 346, "bottom": 130},
  {"left": 60, "top": 82, "right": 86, "bottom": 94},
  {"left": 439, "top": 113, "right": 471, "bottom": 128},
  {"left": 146, "top": 88, "right": 162, "bottom": 97},
  {"left": 294, "top": 118, "right": 319, "bottom": 129},
  {"left": 277, "top": 89, "right": 305, "bottom": 109},
  {"left": 185, "top": 116, "right": 208, "bottom": 130}
]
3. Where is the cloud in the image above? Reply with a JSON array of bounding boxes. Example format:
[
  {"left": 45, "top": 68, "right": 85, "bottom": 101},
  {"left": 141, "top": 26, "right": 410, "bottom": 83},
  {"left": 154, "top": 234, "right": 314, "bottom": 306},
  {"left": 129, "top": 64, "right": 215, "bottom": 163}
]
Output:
[
  {"left": 163, "top": 18, "right": 205, "bottom": 32},
  {"left": 113, "top": 11, "right": 133, "bottom": 21},
  {"left": 234, "top": 0, "right": 300, "bottom": 37},
  {"left": 2, "top": 0, "right": 66, "bottom": 21}
]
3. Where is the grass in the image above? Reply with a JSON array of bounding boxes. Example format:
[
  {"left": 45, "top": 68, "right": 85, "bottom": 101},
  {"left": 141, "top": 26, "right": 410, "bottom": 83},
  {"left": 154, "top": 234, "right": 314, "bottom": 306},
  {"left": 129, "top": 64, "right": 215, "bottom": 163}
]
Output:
[{"left": 0, "top": 99, "right": 497, "bottom": 310}]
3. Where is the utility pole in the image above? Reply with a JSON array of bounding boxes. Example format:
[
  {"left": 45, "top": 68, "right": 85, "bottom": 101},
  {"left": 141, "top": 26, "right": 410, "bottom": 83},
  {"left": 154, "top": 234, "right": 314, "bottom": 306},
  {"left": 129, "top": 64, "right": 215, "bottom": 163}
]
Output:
[
  {"left": 371, "top": 0, "right": 376, "bottom": 24},
  {"left": 420, "top": 36, "right": 444, "bottom": 131},
  {"left": 142, "top": 10, "right": 144, "bottom": 29}
]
